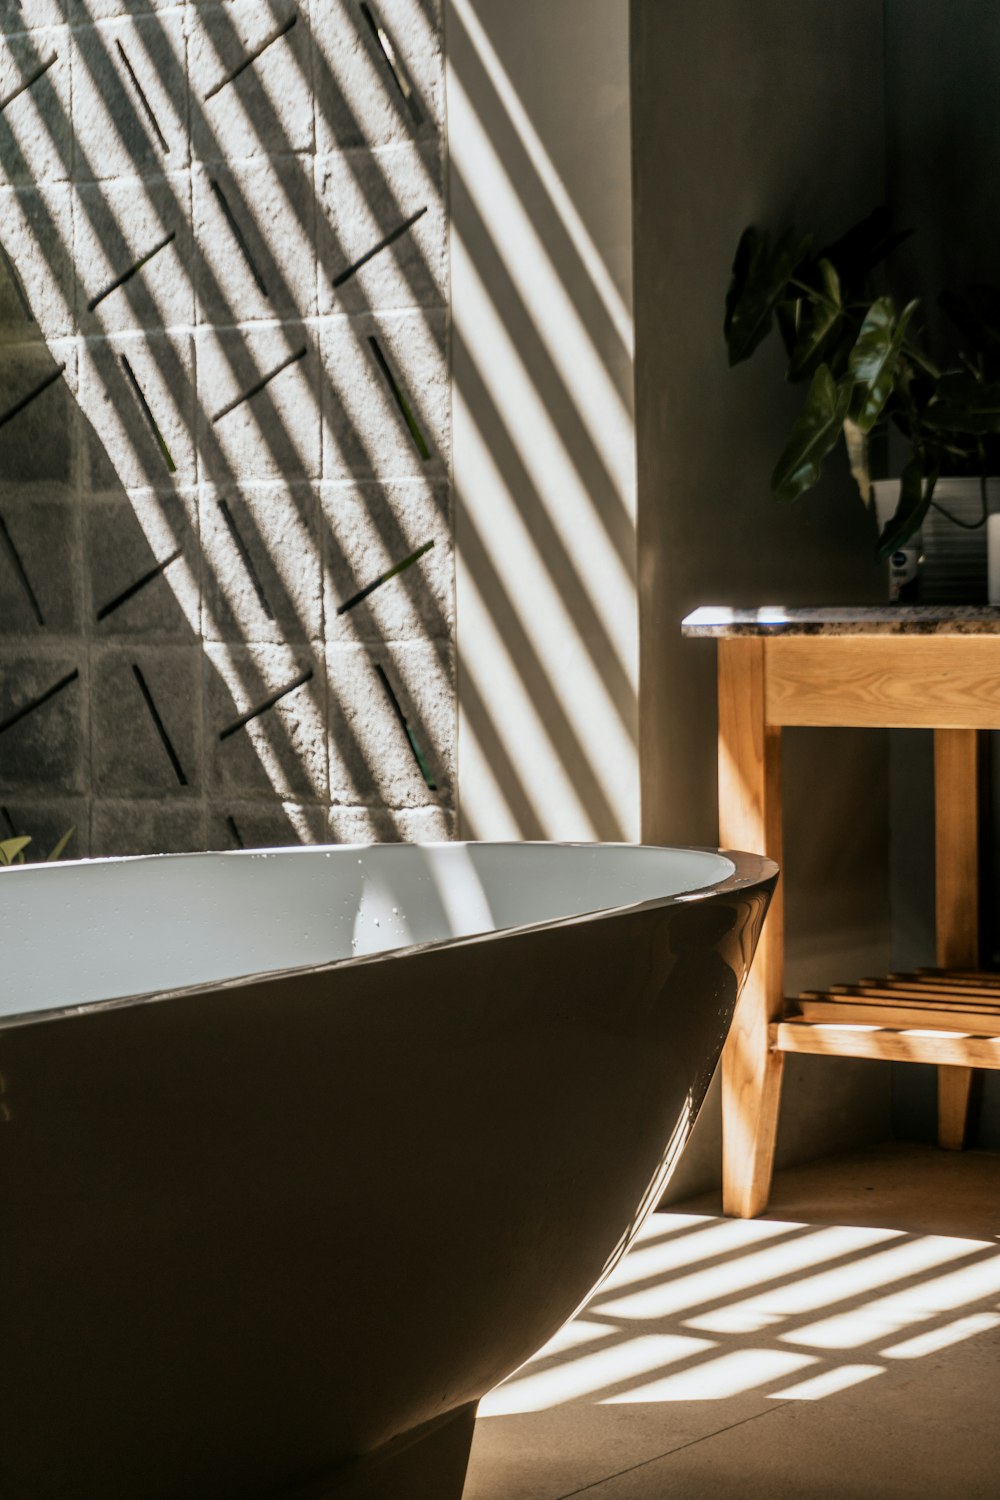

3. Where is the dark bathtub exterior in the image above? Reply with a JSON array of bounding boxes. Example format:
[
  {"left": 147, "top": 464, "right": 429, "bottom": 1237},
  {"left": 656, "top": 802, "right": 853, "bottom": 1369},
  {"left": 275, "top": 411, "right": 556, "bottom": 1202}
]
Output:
[{"left": 0, "top": 846, "right": 775, "bottom": 1499}]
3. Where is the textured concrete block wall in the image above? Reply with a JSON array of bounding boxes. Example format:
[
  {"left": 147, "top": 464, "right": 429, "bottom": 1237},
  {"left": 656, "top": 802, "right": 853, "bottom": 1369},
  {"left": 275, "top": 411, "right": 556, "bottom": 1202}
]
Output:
[{"left": 0, "top": 0, "right": 454, "bottom": 859}]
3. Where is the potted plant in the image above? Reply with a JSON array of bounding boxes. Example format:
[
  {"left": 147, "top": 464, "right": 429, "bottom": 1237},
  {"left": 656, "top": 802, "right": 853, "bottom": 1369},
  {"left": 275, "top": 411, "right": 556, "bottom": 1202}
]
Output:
[{"left": 723, "top": 207, "right": 1000, "bottom": 597}]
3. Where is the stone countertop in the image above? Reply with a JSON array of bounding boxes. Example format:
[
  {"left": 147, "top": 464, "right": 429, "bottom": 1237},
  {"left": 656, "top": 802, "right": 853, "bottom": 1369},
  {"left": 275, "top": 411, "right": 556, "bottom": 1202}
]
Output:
[{"left": 681, "top": 605, "right": 1000, "bottom": 637}]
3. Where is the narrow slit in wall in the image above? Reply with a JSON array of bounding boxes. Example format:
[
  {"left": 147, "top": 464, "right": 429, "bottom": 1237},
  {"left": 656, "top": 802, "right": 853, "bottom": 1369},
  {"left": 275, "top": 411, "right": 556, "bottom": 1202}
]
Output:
[
  {"left": 212, "top": 346, "right": 307, "bottom": 423},
  {"left": 96, "top": 547, "right": 183, "bottom": 622},
  {"left": 87, "top": 231, "right": 176, "bottom": 312},
  {"left": 132, "top": 663, "right": 187, "bottom": 786},
  {"left": 218, "top": 667, "right": 314, "bottom": 740},
  {"left": 358, "top": 2, "right": 422, "bottom": 124},
  {"left": 116, "top": 40, "right": 170, "bottom": 153},
  {"left": 332, "top": 206, "right": 427, "bottom": 289},
  {"left": 0, "top": 668, "right": 79, "bottom": 737},
  {"left": 204, "top": 13, "right": 297, "bottom": 101},
  {"left": 0, "top": 512, "right": 45, "bottom": 626}
]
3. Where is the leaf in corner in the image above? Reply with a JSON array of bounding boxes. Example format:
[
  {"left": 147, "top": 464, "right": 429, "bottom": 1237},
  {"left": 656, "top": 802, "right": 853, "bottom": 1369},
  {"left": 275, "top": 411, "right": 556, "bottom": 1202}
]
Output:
[
  {"left": 771, "top": 364, "right": 853, "bottom": 501},
  {"left": 724, "top": 226, "right": 813, "bottom": 366},
  {"left": 875, "top": 460, "right": 937, "bottom": 559},
  {"left": 0, "top": 835, "right": 32, "bottom": 866},
  {"left": 848, "top": 297, "right": 918, "bottom": 433},
  {"left": 46, "top": 825, "right": 76, "bottom": 862},
  {"left": 787, "top": 259, "right": 843, "bottom": 381}
]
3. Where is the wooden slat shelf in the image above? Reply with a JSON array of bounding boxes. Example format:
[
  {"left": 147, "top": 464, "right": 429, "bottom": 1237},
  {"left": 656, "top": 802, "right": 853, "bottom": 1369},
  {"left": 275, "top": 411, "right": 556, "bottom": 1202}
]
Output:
[
  {"left": 777, "top": 968, "right": 1000, "bottom": 1066},
  {"left": 773, "top": 1022, "right": 1000, "bottom": 1069}
]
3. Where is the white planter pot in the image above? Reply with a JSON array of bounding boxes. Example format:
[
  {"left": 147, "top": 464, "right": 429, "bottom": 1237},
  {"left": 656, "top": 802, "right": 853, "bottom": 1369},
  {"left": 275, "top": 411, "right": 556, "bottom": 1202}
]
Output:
[{"left": 872, "top": 477, "right": 1000, "bottom": 603}]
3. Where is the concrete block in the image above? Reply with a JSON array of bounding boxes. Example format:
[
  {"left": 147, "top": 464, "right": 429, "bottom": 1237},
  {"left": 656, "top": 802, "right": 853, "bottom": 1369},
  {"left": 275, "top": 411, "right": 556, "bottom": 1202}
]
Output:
[
  {"left": 0, "top": 185, "right": 75, "bottom": 339},
  {"left": 320, "top": 310, "right": 448, "bottom": 481},
  {"left": 79, "top": 330, "right": 196, "bottom": 491},
  {"left": 204, "top": 642, "right": 327, "bottom": 800},
  {"left": 195, "top": 323, "right": 321, "bottom": 484},
  {"left": 91, "top": 798, "right": 205, "bottom": 858},
  {"left": 0, "top": 336, "right": 78, "bottom": 490},
  {"left": 192, "top": 156, "right": 316, "bottom": 325},
  {"left": 70, "top": 13, "right": 188, "bottom": 182},
  {"left": 0, "top": 2, "right": 65, "bottom": 33},
  {"left": 328, "top": 802, "right": 454, "bottom": 843},
  {"left": 75, "top": 172, "right": 194, "bottom": 335},
  {"left": 188, "top": 1, "right": 315, "bottom": 162},
  {"left": 92, "top": 644, "right": 202, "bottom": 795},
  {"left": 313, "top": 0, "right": 443, "bottom": 154},
  {"left": 320, "top": 478, "right": 452, "bottom": 643},
  {"left": 326, "top": 639, "right": 454, "bottom": 808},
  {"left": 0, "top": 27, "right": 72, "bottom": 186},
  {"left": 0, "top": 648, "right": 87, "bottom": 794},
  {"left": 0, "top": 491, "right": 82, "bottom": 635},
  {"left": 86, "top": 488, "right": 199, "bottom": 640},
  {"left": 200, "top": 482, "right": 321, "bottom": 644},
  {"left": 0, "top": 797, "right": 89, "bottom": 863},
  {"left": 207, "top": 799, "right": 327, "bottom": 852},
  {"left": 317, "top": 142, "right": 446, "bottom": 316}
]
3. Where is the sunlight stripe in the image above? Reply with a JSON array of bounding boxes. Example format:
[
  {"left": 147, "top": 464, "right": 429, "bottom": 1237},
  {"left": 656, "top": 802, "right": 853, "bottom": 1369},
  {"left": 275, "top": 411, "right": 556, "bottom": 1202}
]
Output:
[
  {"left": 882, "top": 1311, "right": 1000, "bottom": 1359},
  {"left": 686, "top": 1234, "right": 980, "bottom": 1337},
  {"left": 448, "top": 73, "right": 634, "bottom": 508},
  {"left": 601, "top": 1225, "right": 899, "bottom": 1324},
  {"left": 784, "top": 1246, "right": 1000, "bottom": 1350},
  {"left": 482, "top": 1334, "right": 714, "bottom": 1416},
  {"left": 597, "top": 1217, "right": 797, "bottom": 1297},
  {"left": 604, "top": 1348, "right": 815, "bottom": 1404},
  {"left": 456, "top": 556, "right": 598, "bottom": 836},
  {"left": 773, "top": 1364, "right": 883, "bottom": 1400},
  {"left": 452, "top": 242, "right": 637, "bottom": 680},
  {"left": 449, "top": 0, "right": 634, "bottom": 356}
]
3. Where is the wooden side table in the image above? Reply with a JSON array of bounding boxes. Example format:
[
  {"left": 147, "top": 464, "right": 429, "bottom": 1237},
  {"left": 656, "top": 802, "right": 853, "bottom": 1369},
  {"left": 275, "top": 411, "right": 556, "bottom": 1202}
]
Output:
[{"left": 683, "top": 605, "right": 1000, "bottom": 1219}]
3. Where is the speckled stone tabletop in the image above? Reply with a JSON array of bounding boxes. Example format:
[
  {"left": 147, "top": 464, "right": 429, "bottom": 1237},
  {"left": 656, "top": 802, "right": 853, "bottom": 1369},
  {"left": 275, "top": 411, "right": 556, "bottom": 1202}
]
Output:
[{"left": 681, "top": 605, "right": 1000, "bottom": 636}]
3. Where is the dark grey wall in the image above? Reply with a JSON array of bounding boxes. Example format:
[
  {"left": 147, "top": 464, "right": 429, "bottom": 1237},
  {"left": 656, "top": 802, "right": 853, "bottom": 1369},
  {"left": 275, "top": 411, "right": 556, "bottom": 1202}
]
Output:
[
  {"left": 886, "top": 0, "right": 1000, "bottom": 334},
  {"left": 631, "top": 0, "right": 894, "bottom": 1199}
]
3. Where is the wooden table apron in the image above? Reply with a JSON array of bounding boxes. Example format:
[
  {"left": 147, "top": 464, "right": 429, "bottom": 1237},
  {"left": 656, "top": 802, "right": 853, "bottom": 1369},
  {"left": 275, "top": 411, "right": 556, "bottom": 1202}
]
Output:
[{"left": 713, "top": 628, "right": 995, "bottom": 1219}]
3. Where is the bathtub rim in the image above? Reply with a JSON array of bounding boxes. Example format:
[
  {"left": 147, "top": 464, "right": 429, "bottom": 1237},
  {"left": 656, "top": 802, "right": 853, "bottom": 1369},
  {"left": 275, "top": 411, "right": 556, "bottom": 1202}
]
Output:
[{"left": 0, "top": 842, "right": 778, "bottom": 1033}]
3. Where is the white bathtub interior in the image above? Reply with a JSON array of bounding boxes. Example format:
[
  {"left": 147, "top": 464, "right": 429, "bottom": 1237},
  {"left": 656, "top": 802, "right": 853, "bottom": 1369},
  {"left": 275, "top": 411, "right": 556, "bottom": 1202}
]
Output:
[{"left": 0, "top": 843, "right": 735, "bottom": 1022}]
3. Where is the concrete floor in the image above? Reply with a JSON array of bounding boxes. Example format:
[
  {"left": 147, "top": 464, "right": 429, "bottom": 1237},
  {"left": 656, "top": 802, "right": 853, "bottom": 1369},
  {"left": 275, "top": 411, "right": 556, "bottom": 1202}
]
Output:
[{"left": 464, "top": 1143, "right": 1000, "bottom": 1499}]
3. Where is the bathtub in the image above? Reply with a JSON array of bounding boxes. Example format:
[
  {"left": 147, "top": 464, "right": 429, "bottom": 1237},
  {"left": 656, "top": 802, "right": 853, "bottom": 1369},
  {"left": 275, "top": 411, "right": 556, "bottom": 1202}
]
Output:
[{"left": 0, "top": 841, "right": 775, "bottom": 1500}]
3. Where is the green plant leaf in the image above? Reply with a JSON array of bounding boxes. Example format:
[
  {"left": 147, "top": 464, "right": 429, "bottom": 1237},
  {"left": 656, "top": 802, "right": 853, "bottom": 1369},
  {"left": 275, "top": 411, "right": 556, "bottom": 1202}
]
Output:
[
  {"left": 724, "top": 226, "right": 812, "bottom": 366},
  {"left": 922, "top": 378, "right": 1000, "bottom": 435},
  {"left": 787, "top": 259, "right": 843, "bottom": 380},
  {"left": 46, "top": 825, "right": 76, "bottom": 862},
  {"left": 875, "top": 460, "right": 937, "bottom": 559},
  {"left": 0, "top": 835, "right": 32, "bottom": 865},
  {"left": 771, "top": 364, "right": 853, "bottom": 501},
  {"left": 848, "top": 297, "right": 918, "bottom": 433}
]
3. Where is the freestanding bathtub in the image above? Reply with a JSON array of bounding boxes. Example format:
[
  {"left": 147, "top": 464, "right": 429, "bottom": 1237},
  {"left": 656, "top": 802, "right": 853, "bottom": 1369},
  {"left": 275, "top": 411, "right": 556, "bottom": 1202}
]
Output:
[{"left": 0, "top": 841, "right": 776, "bottom": 1499}]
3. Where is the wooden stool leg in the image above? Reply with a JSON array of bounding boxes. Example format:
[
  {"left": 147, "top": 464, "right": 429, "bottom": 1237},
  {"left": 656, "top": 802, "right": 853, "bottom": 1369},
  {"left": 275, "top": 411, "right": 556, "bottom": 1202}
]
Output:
[
  {"left": 934, "top": 727, "right": 983, "bottom": 1150},
  {"left": 938, "top": 1067, "right": 975, "bottom": 1150},
  {"left": 718, "top": 638, "right": 784, "bottom": 1217}
]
